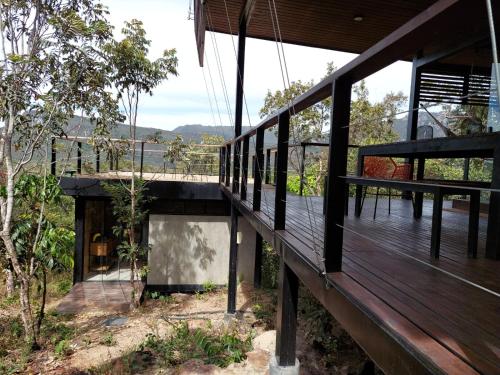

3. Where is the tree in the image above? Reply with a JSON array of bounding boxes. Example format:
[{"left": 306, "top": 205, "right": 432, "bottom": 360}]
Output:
[
  {"left": 165, "top": 135, "right": 190, "bottom": 174},
  {"left": 105, "top": 19, "right": 178, "bottom": 307},
  {"left": 8, "top": 174, "right": 74, "bottom": 338},
  {"left": 260, "top": 63, "right": 407, "bottom": 195},
  {"left": 0, "top": 0, "right": 119, "bottom": 346}
]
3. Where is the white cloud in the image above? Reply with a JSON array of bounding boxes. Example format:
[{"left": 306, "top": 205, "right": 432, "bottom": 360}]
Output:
[{"left": 103, "top": 0, "right": 412, "bottom": 131}]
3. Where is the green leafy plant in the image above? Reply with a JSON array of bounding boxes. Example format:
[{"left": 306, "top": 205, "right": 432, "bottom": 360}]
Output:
[
  {"left": 1, "top": 174, "right": 75, "bottom": 347},
  {"left": 0, "top": 0, "right": 121, "bottom": 347},
  {"left": 100, "top": 332, "right": 117, "bottom": 347},
  {"left": 54, "top": 339, "right": 71, "bottom": 358},
  {"left": 202, "top": 280, "right": 217, "bottom": 293},
  {"left": 139, "top": 322, "right": 253, "bottom": 368}
]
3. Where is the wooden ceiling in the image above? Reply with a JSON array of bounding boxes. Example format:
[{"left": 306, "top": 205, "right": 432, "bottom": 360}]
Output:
[
  {"left": 204, "top": 0, "right": 438, "bottom": 53},
  {"left": 197, "top": 0, "right": 495, "bottom": 68}
]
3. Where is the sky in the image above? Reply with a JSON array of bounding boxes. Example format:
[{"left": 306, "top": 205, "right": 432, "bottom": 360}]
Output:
[{"left": 102, "top": 0, "right": 413, "bottom": 131}]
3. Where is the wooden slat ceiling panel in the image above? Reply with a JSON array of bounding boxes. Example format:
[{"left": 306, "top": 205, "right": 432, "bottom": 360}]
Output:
[{"left": 204, "top": 0, "right": 439, "bottom": 54}]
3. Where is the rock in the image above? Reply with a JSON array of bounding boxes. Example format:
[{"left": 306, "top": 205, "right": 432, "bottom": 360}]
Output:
[
  {"left": 246, "top": 349, "right": 271, "bottom": 370},
  {"left": 253, "top": 330, "right": 276, "bottom": 354}
]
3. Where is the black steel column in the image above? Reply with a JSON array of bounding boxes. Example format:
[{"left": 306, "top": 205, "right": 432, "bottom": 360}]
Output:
[
  {"left": 231, "top": 20, "right": 247, "bottom": 194},
  {"left": 414, "top": 158, "right": 425, "bottom": 218},
  {"left": 275, "top": 113, "right": 290, "bottom": 231},
  {"left": 227, "top": 16, "right": 247, "bottom": 314},
  {"left": 227, "top": 205, "right": 239, "bottom": 314},
  {"left": 96, "top": 147, "right": 100, "bottom": 173},
  {"left": 225, "top": 144, "right": 231, "bottom": 187},
  {"left": 51, "top": 138, "right": 56, "bottom": 175},
  {"left": 299, "top": 143, "right": 306, "bottom": 196},
  {"left": 251, "top": 155, "right": 256, "bottom": 179},
  {"left": 220, "top": 147, "right": 226, "bottom": 184},
  {"left": 275, "top": 255, "right": 299, "bottom": 366},
  {"left": 265, "top": 148, "right": 271, "bottom": 184},
  {"left": 253, "top": 232, "right": 263, "bottom": 288},
  {"left": 241, "top": 136, "right": 249, "bottom": 200},
  {"left": 73, "top": 197, "right": 85, "bottom": 284},
  {"left": 324, "top": 78, "right": 352, "bottom": 272},
  {"left": 253, "top": 127, "right": 265, "bottom": 211},
  {"left": 404, "top": 54, "right": 422, "bottom": 199},
  {"left": 140, "top": 141, "right": 145, "bottom": 179},
  {"left": 273, "top": 151, "right": 278, "bottom": 185},
  {"left": 486, "top": 147, "right": 500, "bottom": 259},
  {"left": 77, "top": 142, "right": 82, "bottom": 175}
]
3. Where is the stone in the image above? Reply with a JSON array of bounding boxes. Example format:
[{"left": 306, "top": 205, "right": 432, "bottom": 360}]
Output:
[
  {"left": 246, "top": 349, "right": 271, "bottom": 370},
  {"left": 253, "top": 330, "right": 276, "bottom": 354}
]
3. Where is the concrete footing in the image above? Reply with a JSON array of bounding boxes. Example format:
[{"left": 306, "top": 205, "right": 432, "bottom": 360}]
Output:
[
  {"left": 269, "top": 355, "right": 300, "bottom": 375},
  {"left": 223, "top": 312, "right": 237, "bottom": 322}
]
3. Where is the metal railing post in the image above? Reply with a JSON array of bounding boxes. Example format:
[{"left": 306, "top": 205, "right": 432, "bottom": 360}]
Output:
[
  {"left": 225, "top": 144, "right": 231, "bottom": 187},
  {"left": 299, "top": 143, "right": 306, "bottom": 196},
  {"left": 274, "top": 113, "right": 290, "bottom": 230},
  {"left": 253, "top": 127, "right": 265, "bottom": 211},
  {"left": 77, "top": 141, "right": 82, "bottom": 175},
  {"left": 241, "top": 136, "right": 249, "bottom": 200},
  {"left": 51, "top": 138, "right": 56, "bottom": 175}
]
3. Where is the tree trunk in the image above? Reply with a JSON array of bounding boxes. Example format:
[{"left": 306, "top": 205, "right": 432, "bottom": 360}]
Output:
[
  {"left": 4, "top": 264, "right": 15, "bottom": 297},
  {"left": 36, "top": 268, "right": 47, "bottom": 337}
]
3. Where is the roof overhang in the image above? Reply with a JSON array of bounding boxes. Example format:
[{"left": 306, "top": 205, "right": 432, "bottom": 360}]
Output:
[{"left": 194, "top": 0, "right": 496, "bottom": 69}]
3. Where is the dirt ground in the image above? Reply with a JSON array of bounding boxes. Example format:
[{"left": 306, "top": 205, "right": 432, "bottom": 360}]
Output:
[{"left": 2, "top": 282, "right": 372, "bottom": 374}]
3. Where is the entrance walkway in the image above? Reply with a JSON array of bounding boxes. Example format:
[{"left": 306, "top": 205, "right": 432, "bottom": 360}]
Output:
[{"left": 56, "top": 281, "right": 145, "bottom": 314}]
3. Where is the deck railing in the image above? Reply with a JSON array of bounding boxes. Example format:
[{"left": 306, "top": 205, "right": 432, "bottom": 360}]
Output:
[
  {"left": 217, "top": 0, "right": 473, "bottom": 272},
  {"left": 50, "top": 136, "right": 221, "bottom": 182}
]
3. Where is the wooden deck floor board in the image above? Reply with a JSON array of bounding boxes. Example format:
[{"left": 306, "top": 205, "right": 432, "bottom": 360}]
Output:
[{"left": 230, "top": 185, "right": 500, "bottom": 374}]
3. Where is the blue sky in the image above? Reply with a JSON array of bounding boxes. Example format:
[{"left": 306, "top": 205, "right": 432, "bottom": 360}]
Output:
[{"left": 103, "top": 0, "right": 412, "bottom": 131}]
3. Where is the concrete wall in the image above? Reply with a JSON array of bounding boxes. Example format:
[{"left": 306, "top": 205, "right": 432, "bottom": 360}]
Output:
[
  {"left": 237, "top": 217, "right": 256, "bottom": 284},
  {"left": 147, "top": 214, "right": 257, "bottom": 288},
  {"left": 148, "top": 215, "right": 230, "bottom": 286}
]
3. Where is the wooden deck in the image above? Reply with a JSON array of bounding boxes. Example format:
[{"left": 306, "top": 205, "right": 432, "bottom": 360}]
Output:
[
  {"left": 224, "top": 184, "right": 500, "bottom": 375},
  {"left": 56, "top": 281, "right": 145, "bottom": 314}
]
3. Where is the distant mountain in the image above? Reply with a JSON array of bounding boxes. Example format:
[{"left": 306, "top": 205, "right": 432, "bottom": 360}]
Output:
[
  {"left": 393, "top": 111, "right": 447, "bottom": 140},
  {"left": 66, "top": 117, "right": 276, "bottom": 146}
]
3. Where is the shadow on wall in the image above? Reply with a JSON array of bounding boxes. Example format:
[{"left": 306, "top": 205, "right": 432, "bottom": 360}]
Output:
[{"left": 147, "top": 215, "right": 230, "bottom": 286}]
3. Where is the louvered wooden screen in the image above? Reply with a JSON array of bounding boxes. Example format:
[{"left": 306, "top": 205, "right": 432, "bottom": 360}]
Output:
[{"left": 419, "top": 69, "right": 491, "bottom": 106}]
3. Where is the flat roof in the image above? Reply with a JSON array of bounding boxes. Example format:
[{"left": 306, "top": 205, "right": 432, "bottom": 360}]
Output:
[{"left": 195, "top": 0, "right": 495, "bottom": 68}]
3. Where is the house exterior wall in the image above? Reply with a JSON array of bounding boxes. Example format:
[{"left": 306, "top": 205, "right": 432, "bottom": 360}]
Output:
[
  {"left": 147, "top": 214, "right": 256, "bottom": 290},
  {"left": 236, "top": 217, "right": 256, "bottom": 284}
]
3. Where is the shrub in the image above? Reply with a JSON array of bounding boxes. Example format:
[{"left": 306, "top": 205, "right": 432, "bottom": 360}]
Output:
[
  {"left": 202, "top": 280, "right": 217, "bottom": 293},
  {"left": 54, "top": 339, "right": 71, "bottom": 358},
  {"left": 139, "top": 321, "right": 253, "bottom": 368},
  {"left": 100, "top": 332, "right": 117, "bottom": 347},
  {"left": 261, "top": 242, "right": 280, "bottom": 289}
]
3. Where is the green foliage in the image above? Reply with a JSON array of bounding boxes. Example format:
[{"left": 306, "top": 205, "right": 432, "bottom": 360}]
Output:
[
  {"left": 299, "top": 287, "right": 366, "bottom": 369},
  {"left": 100, "top": 332, "right": 117, "bottom": 347},
  {"left": 54, "top": 339, "right": 72, "bottom": 358},
  {"left": 105, "top": 19, "right": 178, "bottom": 103},
  {"left": 260, "top": 63, "right": 336, "bottom": 142},
  {"left": 261, "top": 242, "right": 280, "bottom": 289},
  {"left": 202, "top": 280, "right": 217, "bottom": 293},
  {"left": 0, "top": 0, "right": 122, "bottom": 163},
  {"left": 10, "top": 174, "right": 75, "bottom": 272},
  {"left": 102, "top": 178, "right": 152, "bottom": 261},
  {"left": 139, "top": 322, "right": 253, "bottom": 368},
  {"left": 146, "top": 290, "right": 175, "bottom": 303}
]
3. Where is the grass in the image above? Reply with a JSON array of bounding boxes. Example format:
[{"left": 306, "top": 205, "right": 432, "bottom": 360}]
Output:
[
  {"left": 139, "top": 321, "right": 253, "bottom": 368},
  {"left": 90, "top": 321, "right": 254, "bottom": 374},
  {"left": 100, "top": 331, "right": 117, "bottom": 347}
]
